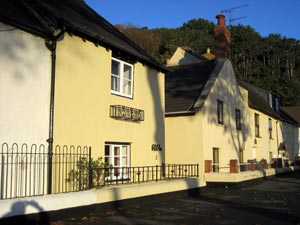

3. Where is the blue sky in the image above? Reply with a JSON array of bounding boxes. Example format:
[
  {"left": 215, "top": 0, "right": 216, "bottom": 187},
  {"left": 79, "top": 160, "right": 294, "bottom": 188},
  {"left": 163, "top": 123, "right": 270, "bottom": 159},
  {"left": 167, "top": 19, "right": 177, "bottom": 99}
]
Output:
[{"left": 85, "top": 0, "right": 300, "bottom": 40}]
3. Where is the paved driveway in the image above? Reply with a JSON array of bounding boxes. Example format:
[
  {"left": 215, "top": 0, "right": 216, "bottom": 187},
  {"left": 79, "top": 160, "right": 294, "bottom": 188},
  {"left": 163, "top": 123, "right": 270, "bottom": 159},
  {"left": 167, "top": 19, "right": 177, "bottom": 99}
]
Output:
[{"left": 52, "top": 171, "right": 300, "bottom": 225}]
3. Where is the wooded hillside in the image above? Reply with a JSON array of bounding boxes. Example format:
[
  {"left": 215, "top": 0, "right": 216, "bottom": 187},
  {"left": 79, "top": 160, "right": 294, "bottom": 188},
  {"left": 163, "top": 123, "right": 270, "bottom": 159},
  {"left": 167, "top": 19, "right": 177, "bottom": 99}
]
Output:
[{"left": 117, "top": 19, "right": 300, "bottom": 107}]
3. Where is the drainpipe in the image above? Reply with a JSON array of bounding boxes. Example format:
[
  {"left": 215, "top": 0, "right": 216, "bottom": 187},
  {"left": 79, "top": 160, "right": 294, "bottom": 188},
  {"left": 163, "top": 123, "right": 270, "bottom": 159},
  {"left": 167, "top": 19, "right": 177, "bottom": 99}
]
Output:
[
  {"left": 276, "top": 120, "right": 279, "bottom": 158},
  {"left": 45, "top": 30, "right": 64, "bottom": 194},
  {"left": 45, "top": 38, "right": 56, "bottom": 194}
]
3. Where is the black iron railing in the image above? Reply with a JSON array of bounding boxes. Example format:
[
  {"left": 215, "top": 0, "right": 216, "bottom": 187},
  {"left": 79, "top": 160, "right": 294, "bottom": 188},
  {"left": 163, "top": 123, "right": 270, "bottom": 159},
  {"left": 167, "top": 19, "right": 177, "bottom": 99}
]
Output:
[
  {"left": 0, "top": 143, "right": 49, "bottom": 200},
  {"left": 0, "top": 143, "right": 91, "bottom": 199},
  {"left": 92, "top": 164, "right": 199, "bottom": 187},
  {"left": 0, "top": 143, "right": 199, "bottom": 200}
]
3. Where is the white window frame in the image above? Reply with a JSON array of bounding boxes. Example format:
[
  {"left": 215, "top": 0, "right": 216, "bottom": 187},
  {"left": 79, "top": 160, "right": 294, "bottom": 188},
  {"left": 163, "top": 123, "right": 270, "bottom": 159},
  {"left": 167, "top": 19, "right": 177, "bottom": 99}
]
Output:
[
  {"left": 269, "top": 93, "right": 273, "bottom": 108},
  {"left": 111, "top": 57, "right": 134, "bottom": 98},
  {"left": 104, "top": 143, "right": 130, "bottom": 180}
]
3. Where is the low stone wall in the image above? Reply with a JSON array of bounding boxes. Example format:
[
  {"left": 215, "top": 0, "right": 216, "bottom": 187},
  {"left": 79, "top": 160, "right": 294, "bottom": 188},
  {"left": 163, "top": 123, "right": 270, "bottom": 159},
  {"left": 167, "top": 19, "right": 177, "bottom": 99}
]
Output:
[
  {"left": 0, "top": 178, "right": 205, "bottom": 220},
  {"left": 204, "top": 166, "right": 300, "bottom": 183}
]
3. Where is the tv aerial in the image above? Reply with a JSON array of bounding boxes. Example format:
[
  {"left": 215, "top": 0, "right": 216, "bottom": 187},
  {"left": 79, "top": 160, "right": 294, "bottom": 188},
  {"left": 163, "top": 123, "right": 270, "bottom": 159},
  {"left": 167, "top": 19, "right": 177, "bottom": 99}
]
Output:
[{"left": 220, "top": 4, "right": 249, "bottom": 26}]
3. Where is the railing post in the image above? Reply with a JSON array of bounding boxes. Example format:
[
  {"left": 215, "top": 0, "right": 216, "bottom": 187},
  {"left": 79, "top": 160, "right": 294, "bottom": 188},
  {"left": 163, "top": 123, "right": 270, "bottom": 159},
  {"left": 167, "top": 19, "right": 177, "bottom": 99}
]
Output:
[
  {"left": 162, "top": 163, "right": 165, "bottom": 178},
  {"left": 260, "top": 159, "right": 268, "bottom": 169},
  {"left": 47, "top": 140, "right": 53, "bottom": 195},
  {"left": 204, "top": 160, "right": 212, "bottom": 173},
  {"left": 156, "top": 165, "right": 158, "bottom": 182},
  {"left": 230, "top": 159, "right": 239, "bottom": 173},
  {"left": 88, "top": 147, "right": 92, "bottom": 189},
  {"left": 247, "top": 159, "right": 255, "bottom": 171}
]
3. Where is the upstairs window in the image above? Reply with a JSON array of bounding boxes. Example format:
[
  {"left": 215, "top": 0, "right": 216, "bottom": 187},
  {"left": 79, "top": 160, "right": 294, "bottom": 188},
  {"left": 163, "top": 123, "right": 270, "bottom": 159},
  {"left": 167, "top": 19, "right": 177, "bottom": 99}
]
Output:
[
  {"left": 254, "top": 113, "right": 260, "bottom": 137},
  {"left": 111, "top": 58, "right": 133, "bottom": 98},
  {"left": 235, "top": 109, "right": 242, "bottom": 130},
  {"left": 217, "top": 100, "right": 224, "bottom": 125},
  {"left": 268, "top": 118, "right": 273, "bottom": 139},
  {"left": 269, "top": 92, "right": 280, "bottom": 112}
]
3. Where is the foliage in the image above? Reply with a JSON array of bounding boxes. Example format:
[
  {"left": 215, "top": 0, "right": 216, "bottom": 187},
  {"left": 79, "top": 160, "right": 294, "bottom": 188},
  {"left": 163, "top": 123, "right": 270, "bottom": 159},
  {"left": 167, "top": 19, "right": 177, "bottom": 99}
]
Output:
[
  {"left": 115, "top": 24, "right": 161, "bottom": 58},
  {"left": 116, "top": 18, "right": 300, "bottom": 106},
  {"left": 66, "top": 157, "right": 110, "bottom": 190}
]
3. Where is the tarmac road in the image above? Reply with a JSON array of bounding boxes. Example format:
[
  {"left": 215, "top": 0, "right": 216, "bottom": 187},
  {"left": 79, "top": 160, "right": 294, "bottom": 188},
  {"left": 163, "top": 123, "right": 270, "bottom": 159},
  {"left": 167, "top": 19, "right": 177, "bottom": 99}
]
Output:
[{"left": 52, "top": 171, "right": 300, "bottom": 225}]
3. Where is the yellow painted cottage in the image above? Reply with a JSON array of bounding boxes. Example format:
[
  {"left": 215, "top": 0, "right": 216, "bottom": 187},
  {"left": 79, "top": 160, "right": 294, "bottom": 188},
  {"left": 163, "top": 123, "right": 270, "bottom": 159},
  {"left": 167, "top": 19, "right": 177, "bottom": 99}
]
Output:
[
  {"left": 165, "top": 58, "right": 246, "bottom": 179},
  {"left": 0, "top": 0, "right": 177, "bottom": 199},
  {"left": 165, "top": 14, "right": 299, "bottom": 182}
]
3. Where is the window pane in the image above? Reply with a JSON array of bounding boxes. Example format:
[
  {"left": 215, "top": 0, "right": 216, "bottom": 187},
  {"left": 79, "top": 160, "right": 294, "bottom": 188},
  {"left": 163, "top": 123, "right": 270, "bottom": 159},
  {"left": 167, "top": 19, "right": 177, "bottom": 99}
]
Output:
[
  {"left": 255, "top": 114, "right": 260, "bottom": 137},
  {"left": 111, "top": 60, "right": 120, "bottom": 75},
  {"left": 122, "top": 146, "right": 128, "bottom": 156},
  {"left": 114, "top": 157, "right": 120, "bottom": 166},
  {"left": 114, "top": 146, "right": 120, "bottom": 156},
  {"left": 105, "top": 156, "right": 112, "bottom": 165},
  {"left": 111, "top": 76, "right": 120, "bottom": 92},
  {"left": 217, "top": 100, "right": 223, "bottom": 124},
  {"left": 105, "top": 145, "right": 110, "bottom": 156},
  {"left": 123, "top": 80, "right": 132, "bottom": 95},
  {"left": 122, "top": 157, "right": 128, "bottom": 166},
  {"left": 123, "top": 64, "right": 132, "bottom": 80},
  {"left": 236, "top": 109, "right": 241, "bottom": 130}
]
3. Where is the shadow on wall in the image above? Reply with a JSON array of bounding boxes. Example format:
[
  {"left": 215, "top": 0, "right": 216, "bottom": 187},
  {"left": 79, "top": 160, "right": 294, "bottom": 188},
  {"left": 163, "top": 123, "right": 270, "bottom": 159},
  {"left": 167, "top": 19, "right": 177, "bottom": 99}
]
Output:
[
  {"left": 0, "top": 201, "right": 49, "bottom": 225},
  {"left": 147, "top": 67, "right": 165, "bottom": 164}
]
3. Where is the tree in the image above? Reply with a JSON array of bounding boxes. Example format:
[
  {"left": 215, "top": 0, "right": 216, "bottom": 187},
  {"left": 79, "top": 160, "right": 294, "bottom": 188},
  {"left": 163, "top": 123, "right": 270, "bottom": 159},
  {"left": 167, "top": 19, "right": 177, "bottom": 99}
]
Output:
[
  {"left": 115, "top": 18, "right": 300, "bottom": 106},
  {"left": 115, "top": 24, "right": 161, "bottom": 58}
]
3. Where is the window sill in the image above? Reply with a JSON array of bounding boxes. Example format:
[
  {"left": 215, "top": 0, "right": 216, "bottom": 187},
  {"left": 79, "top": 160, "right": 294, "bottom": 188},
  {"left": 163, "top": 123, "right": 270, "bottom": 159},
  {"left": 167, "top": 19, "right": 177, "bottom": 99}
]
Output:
[
  {"left": 217, "top": 123, "right": 226, "bottom": 128},
  {"left": 111, "top": 91, "right": 133, "bottom": 99}
]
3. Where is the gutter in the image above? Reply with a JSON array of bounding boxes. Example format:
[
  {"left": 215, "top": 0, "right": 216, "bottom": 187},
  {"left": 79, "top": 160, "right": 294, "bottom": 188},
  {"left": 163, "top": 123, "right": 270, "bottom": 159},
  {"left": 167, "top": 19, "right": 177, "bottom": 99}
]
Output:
[{"left": 165, "top": 111, "right": 196, "bottom": 117}]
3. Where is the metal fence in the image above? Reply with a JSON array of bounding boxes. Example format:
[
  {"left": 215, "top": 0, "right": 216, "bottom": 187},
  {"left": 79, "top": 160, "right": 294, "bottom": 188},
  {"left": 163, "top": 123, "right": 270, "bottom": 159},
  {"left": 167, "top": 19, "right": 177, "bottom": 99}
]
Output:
[
  {"left": 51, "top": 145, "right": 91, "bottom": 194},
  {"left": 0, "top": 143, "right": 91, "bottom": 200},
  {"left": 91, "top": 164, "right": 199, "bottom": 187},
  {"left": 0, "top": 143, "right": 199, "bottom": 200},
  {"left": 0, "top": 143, "right": 49, "bottom": 199}
]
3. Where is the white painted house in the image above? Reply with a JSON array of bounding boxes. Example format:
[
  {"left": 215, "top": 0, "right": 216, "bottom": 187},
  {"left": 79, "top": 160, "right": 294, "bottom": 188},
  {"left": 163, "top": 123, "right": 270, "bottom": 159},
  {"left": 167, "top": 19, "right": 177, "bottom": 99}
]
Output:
[{"left": 0, "top": 21, "right": 51, "bottom": 145}]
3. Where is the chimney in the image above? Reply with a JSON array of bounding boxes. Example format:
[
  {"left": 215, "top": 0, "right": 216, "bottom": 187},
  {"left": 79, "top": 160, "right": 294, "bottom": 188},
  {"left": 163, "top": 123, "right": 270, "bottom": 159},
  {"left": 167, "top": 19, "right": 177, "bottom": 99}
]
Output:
[{"left": 213, "top": 13, "right": 230, "bottom": 59}]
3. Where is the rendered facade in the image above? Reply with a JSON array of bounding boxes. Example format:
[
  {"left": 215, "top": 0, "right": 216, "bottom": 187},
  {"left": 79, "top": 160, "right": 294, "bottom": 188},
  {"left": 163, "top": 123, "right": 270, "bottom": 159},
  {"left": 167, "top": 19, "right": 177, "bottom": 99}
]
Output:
[
  {"left": 0, "top": 21, "right": 51, "bottom": 145},
  {"left": 165, "top": 30, "right": 299, "bottom": 180},
  {"left": 0, "top": 0, "right": 299, "bottom": 220}
]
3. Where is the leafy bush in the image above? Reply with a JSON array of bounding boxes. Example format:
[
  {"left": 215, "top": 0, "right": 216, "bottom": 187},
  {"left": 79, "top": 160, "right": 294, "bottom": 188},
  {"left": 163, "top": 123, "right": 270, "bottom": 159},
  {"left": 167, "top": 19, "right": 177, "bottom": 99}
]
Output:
[{"left": 65, "top": 157, "right": 110, "bottom": 190}]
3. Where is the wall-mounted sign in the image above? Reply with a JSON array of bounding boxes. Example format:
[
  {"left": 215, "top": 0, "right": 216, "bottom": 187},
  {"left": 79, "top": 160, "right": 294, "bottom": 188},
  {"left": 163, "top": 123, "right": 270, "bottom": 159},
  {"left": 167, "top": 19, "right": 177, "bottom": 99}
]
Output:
[
  {"left": 110, "top": 105, "right": 144, "bottom": 122},
  {"left": 151, "top": 144, "right": 162, "bottom": 151}
]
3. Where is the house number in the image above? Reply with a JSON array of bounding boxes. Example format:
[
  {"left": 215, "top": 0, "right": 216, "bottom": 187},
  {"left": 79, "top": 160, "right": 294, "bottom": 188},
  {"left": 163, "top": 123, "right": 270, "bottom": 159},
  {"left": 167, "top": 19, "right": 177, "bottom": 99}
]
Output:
[{"left": 151, "top": 144, "right": 162, "bottom": 151}]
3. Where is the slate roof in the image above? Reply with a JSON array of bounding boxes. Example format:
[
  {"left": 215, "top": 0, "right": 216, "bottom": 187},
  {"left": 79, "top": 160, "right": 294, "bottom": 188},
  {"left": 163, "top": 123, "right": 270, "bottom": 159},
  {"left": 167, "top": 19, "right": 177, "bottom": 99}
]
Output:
[
  {"left": 0, "top": 0, "right": 165, "bottom": 71},
  {"left": 281, "top": 106, "right": 300, "bottom": 124},
  {"left": 238, "top": 80, "right": 298, "bottom": 126},
  {"left": 238, "top": 80, "right": 281, "bottom": 120},
  {"left": 165, "top": 60, "right": 219, "bottom": 114}
]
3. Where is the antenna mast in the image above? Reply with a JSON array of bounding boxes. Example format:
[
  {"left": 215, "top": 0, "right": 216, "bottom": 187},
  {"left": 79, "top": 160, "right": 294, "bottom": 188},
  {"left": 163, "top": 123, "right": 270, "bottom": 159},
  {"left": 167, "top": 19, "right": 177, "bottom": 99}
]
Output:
[{"left": 220, "top": 4, "right": 249, "bottom": 26}]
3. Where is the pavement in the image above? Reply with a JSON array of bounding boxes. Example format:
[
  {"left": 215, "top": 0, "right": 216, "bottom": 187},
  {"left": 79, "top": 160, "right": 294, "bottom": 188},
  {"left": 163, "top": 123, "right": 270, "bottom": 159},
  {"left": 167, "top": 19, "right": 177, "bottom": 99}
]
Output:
[
  {"left": 5, "top": 171, "right": 300, "bottom": 225},
  {"left": 48, "top": 171, "right": 300, "bottom": 225}
]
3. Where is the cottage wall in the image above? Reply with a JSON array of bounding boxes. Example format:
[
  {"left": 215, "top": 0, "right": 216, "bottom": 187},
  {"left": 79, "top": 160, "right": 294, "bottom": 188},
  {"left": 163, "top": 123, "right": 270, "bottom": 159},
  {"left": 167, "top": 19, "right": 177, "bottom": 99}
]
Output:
[
  {"left": 201, "top": 60, "right": 246, "bottom": 172},
  {"left": 54, "top": 33, "right": 165, "bottom": 166},
  {"left": 0, "top": 22, "right": 51, "bottom": 145},
  {"left": 165, "top": 114, "right": 203, "bottom": 177},
  {"left": 243, "top": 108, "right": 281, "bottom": 162}
]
